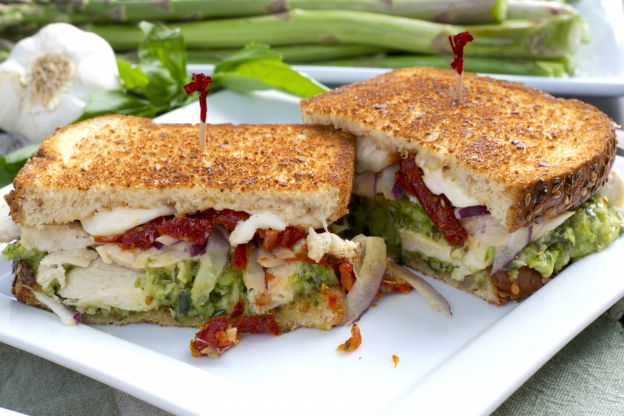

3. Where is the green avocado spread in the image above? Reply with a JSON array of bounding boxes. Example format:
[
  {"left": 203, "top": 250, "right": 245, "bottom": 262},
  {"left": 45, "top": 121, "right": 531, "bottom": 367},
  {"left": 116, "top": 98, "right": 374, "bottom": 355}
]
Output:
[
  {"left": 508, "top": 196, "right": 623, "bottom": 279},
  {"left": 349, "top": 194, "right": 624, "bottom": 280},
  {"left": 3, "top": 242, "right": 339, "bottom": 320}
]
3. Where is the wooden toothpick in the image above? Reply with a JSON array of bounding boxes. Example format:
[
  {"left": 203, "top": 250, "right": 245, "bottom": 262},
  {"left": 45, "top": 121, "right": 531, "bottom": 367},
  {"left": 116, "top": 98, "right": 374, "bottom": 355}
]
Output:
[
  {"left": 448, "top": 31, "right": 474, "bottom": 103},
  {"left": 184, "top": 73, "right": 213, "bottom": 151}
]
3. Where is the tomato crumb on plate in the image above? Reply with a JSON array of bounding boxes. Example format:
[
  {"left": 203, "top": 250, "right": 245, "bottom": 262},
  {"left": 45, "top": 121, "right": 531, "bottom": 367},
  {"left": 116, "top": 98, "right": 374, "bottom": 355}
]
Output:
[{"left": 337, "top": 324, "right": 362, "bottom": 353}]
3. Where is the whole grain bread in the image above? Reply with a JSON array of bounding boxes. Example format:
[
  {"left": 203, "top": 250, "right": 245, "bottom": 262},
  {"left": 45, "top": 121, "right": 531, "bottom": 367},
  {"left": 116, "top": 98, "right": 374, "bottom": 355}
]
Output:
[
  {"left": 7, "top": 115, "right": 355, "bottom": 228},
  {"left": 403, "top": 255, "right": 544, "bottom": 305},
  {"left": 301, "top": 67, "right": 617, "bottom": 232}
]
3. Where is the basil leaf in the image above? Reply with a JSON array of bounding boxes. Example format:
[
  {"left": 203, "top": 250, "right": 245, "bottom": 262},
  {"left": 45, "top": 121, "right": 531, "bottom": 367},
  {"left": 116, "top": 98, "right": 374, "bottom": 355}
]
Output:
[
  {"left": 214, "top": 43, "right": 282, "bottom": 73},
  {"left": 80, "top": 90, "right": 158, "bottom": 120},
  {"left": 117, "top": 58, "right": 149, "bottom": 91},
  {"left": 0, "top": 145, "right": 38, "bottom": 187},
  {"left": 137, "top": 62, "right": 180, "bottom": 106},
  {"left": 138, "top": 21, "right": 188, "bottom": 88},
  {"left": 213, "top": 43, "right": 328, "bottom": 98}
]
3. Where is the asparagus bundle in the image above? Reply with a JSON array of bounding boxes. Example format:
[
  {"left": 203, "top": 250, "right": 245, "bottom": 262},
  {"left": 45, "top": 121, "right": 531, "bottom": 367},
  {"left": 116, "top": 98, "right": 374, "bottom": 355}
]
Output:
[
  {"left": 0, "top": 0, "right": 508, "bottom": 28},
  {"left": 0, "top": 0, "right": 588, "bottom": 76},
  {"left": 87, "top": 8, "right": 584, "bottom": 59}
]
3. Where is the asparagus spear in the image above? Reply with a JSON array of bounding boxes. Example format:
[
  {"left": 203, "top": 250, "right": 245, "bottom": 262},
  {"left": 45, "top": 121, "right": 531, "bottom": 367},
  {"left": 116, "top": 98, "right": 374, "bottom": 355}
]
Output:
[
  {"left": 507, "top": 0, "right": 577, "bottom": 19},
  {"left": 186, "top": 44, "right": 386, "bottom": 64},
  {"left": 0, "top": 0, "right": 508, "bottom": 27},
  {"left": 87, "top": 9, "right": 584, "bottom": 59},
  {"left": 315, "top": 54, "right": 568, "bottom": 76}
]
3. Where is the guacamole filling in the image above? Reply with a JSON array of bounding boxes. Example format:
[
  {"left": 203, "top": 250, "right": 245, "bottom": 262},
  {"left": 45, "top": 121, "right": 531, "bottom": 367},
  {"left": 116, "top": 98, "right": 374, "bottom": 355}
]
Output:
[
  {"left": 349, "top": 195, "right": 624, "bottom": 281},
  {"left": 3, "top": 242, "right": 339, "bottom": 320}
]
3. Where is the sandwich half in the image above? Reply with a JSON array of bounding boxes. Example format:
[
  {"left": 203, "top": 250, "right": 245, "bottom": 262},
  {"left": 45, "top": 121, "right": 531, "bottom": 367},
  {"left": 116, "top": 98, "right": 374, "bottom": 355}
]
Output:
[
  {"left": 0, "top": 115, "right": 388, "bottom": 357},
  {"left": 301, "top": 67, "right": 624, "bottom": 305}
]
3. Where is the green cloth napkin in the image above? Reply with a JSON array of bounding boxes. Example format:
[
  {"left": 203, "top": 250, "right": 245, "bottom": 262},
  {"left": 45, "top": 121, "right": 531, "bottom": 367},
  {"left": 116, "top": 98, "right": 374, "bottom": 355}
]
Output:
[{"left": 2, "top": 301, "right": 624, "bottom": 416}]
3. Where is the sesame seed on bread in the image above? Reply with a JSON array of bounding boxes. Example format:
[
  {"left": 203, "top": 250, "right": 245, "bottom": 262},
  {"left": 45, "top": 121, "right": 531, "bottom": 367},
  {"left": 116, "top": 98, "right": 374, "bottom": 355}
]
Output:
[
  {"left": 301, "top": 67, "right": 617, "bottom": 232},
  {"left": 6, "top": 115, "right": 355, "bottom": 228}
]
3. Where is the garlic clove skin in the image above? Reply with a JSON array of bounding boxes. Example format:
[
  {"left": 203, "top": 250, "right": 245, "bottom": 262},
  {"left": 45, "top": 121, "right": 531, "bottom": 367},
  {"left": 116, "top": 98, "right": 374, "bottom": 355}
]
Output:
[{"left": 0, "top": 23, "right": 119, "bottom": 143}]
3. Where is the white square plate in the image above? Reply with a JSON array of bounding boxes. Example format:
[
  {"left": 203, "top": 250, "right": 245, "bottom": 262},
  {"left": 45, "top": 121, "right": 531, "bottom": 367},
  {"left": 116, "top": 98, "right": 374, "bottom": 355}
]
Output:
[
  {"left": 189, "top": 0, "right": 624, "bottom": 96},
  {"left": 1, "top": 90, "right": 623, "bottom": 416}
]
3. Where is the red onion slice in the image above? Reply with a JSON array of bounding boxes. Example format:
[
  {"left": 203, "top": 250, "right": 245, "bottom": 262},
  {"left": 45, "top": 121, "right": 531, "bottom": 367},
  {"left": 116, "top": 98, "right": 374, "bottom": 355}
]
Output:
[
  {"left": 152, "top": 241, "right": 164, "bottom": 250},
  {"left": 391, "top": 181, "right": 404, "bottom": 200},
  {"left": 386, "top": 262, "right": 452, "bottom": 316},
  {"left": 455, "top": 205, "right": 489, "bottom": 219},
  {"left": 31, "top": 289, "right": 79, "bottom": 326},
  {"left": 346, "top": 236, "right": 387, "bottom": 323},
  {"left": 189, "top": 242, "right": 207, "bottom": 257},
  {"left": 490, "top": 227, "right": 531, "bottom": 275}
]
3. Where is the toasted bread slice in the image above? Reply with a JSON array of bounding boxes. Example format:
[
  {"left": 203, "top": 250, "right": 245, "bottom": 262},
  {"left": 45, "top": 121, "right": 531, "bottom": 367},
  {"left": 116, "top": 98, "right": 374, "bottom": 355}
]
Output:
[
  {"left": 301, "top": 67, "right": 617, "bottom": 232},
  {"left": 7, "top": 115, "right": 355, "bottom": 228}
]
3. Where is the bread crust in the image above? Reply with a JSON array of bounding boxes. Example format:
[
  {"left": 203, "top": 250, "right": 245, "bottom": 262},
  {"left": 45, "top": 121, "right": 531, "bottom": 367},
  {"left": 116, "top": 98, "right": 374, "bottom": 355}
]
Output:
[
  {"left": 11, "top": 260, "right": 346, "bottom": 330},
  {"left": 7, "top": 115, "right": 355, "bottom": 228},
  {"left": 301, "top": 67, "right": 617, "bottom": 232},
  {"left": 403, "top": 254, "right": 549, "bottom": 305}
]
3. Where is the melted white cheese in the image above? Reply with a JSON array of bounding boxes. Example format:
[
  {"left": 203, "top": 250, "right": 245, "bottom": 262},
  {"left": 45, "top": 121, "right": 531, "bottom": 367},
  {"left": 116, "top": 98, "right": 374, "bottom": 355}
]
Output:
[
  {"left": 377, "top": 164, "right": 400, "bottom": 200},
  {"left": 21, "top": 223, "right": 94, "bottom": 252},
  {"left": 229, "top": 211, "right": 286, "bottom": 246},
  {"left": 306, "top": 227, "right": 361, "bottom": 263},
  {"left": 80, "top": 206, "right": 175, "bottom": 236},
  {"left": 356, "top": 136, "right": 396, "bottom": 173},
  {"left": 415, "top": 155, "right": 480, "bottom": 208}
]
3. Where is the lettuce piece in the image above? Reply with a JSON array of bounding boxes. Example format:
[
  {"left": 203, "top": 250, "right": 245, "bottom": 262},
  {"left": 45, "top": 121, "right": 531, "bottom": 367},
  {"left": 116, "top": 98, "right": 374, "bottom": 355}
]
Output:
[{"left": 2, "top": 241, "right": 47, "bottom": 272}]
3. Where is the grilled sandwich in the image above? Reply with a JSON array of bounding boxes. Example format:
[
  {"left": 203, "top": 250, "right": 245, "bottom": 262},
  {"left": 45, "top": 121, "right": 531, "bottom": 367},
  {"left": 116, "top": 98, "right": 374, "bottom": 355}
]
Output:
[
  {"left": 301, "top": 67, "right": 624, "bottom": 304},
  {"left": 0, "top": 115, "right": 388, "bottom": 357}
]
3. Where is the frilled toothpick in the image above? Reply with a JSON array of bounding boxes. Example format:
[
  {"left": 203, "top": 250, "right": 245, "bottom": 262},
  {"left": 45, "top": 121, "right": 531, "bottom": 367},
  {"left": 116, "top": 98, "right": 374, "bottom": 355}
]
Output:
[
  {"left": 448, "top": 31, "right": 474, "bottom": 103},
  {"left": 184, "top": 73, "right": 213, "bottom": 151}
]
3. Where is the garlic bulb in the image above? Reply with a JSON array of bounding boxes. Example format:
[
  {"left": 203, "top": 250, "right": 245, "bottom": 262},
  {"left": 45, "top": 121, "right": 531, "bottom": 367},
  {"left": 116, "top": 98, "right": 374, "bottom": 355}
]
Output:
[{"left": 0, "top": 23, "right": 118, "bottom": 143}]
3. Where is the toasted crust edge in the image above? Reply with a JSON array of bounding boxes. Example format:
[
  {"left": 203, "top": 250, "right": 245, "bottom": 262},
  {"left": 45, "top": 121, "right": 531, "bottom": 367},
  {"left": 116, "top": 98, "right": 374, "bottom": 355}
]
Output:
[
  {"left": 6, "top": 116, "right": 356, "bottom": 228},
  {"left": 402, "top": 257, "right": 549, "bottom": 305}
]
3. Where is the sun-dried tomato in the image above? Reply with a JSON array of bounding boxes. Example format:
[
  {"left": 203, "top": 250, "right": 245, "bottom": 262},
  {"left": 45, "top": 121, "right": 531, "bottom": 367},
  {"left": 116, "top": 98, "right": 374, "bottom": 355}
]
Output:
[
  {"left": 190, "top": 316, "right": 237, "bottom": 357},
  {"left": 336, "top": 262, "right": 355, "bottom": 293},
  {"left": 95, "top": 219, "right": 163, "bottom": 249},
  {"left": 95, "top": 208, "right": 250, "bottom": 250},
  {"left": 336, "top": 324, "right": 362, "bottom": 353},
  {"left": 380, "top": 274, "right": 413, "bottom": 294},
  {"left": 199, "top": 209, "right": 250, "bottom": 231},
  {"left": 230, "top": 301, "right": 244, "bottom": 319},
  {"left": 156, "top": 216, "right": 214, "bottom": 245},
  {"left": 236, "top": 315, "right": 280, "bottom": 335},
  {"left": 396, "top": 157, "right": 468, "bottom": 246},
  {"left": 258, "top": 226, "right": 306, "bottom": 251},
  {"left": 286, "top": 253, "right": 329, "bottom": 266},
  {"left": 326, "top": 291, "right": 339, "bottom": 311},
  {"left": 190, "top": 313, "right": 280, "bottom": 357},
  {"left": 231, "top": 244, "right": 248, "bottom": 270}
]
